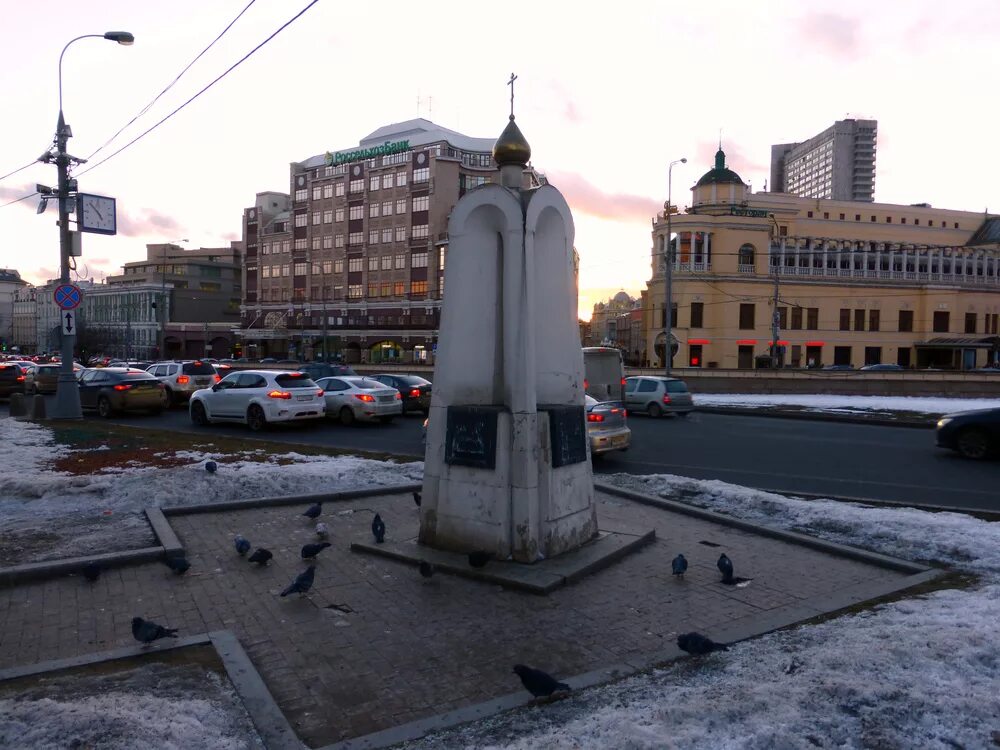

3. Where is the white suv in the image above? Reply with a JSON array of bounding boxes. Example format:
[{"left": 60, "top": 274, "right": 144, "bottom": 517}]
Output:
[
  {"left": 189, "top": 370, "right": 325, "bottom": 431},
  {"left": 147, "top": 360, "right": 219, "bottom": 406}
]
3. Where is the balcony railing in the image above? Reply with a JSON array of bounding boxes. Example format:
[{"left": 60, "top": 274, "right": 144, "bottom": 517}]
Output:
[{"left": 737, "top": 263, "right": 755, "bottom": 274}]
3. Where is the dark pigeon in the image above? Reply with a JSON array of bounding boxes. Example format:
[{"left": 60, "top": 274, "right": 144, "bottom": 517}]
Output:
[
  {"left": 205, "top": 460, "right": 218, "bottom": 473},
  {"left": 303, "top": 502, "right": 322, "bottom": 520},
  {"left": 81, "top": 562, "right": 101, "bottom": 582},
  {"left": 132, "top": 616, "right": 178, "bottom": 645},
  {"left": 234, "top": 535, "right": 251, "bottom": 556},
  {"left": 717, "top": 553, "right": 735, "bottom": 584},
  {"left": 301, "top": 542, "right": 331, "bottom": 559},
  {"left": 413, "top": 491, "right": 422, "bottom": 508},
  {"left": 248, "top": 548, "right": 273, "bottom": 566},
  {"left": 671, "top": 554, "right": 688, "bottom": 576},
  {"left": 164, "top": 556, "right": 190, "bottom": 575},
  {"left": 513, "top": 664, "right": 571, "bottom": 698},
  {"left": 372, "top": 513, "right": 386, "bottom": 544},
  {"left": 280, "top": 565, "right": 316, "bottom": 597},
  {"left": 677, "top": 632, "right": 729, "bottom": 655},
  {"left": 468, "top": 550, "right": 493, "bottom": 569},
  {"left": 419, "top": 560, "right": 435, "bottom": 579}
]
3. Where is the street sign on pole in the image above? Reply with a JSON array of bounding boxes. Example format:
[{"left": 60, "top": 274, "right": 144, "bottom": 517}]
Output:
[
  {"left": 54, "top": 283, "right": 83, "bottom": 310},
  {"left": 61, "top": 310, "right": 76, "bottom": 336}
]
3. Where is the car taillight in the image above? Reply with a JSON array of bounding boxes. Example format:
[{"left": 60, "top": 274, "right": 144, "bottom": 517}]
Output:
[
  {"left": 587, "top": 413, "right": 604, "bottom": 423},
  {"left": 177, "top": 375, "right": 190, "bottom": 384},
  {"left": 395, "top": 392, "right": 403, "bottom": 400},
  {"left": 583, "top": 378, "right": 589, "bottom": 390},
  {"left": 267, "top": 390, "right": 292, "bottom": 399},
  {"left": 610, "top": 408, "right": 622, "bottom": 414},
  {"left": 16, "top": 375, "right": 25, "bottom": 382},
  {"left": 663, "top": 394, "right": 672, "bottom": 404},
  {"left": 316, "top": 389, "right": 324, "bottom": 396},
  {"left": 113, "top": 384, "right": 133, "bottom": 391},
  {"left": 354, "top": 393, "right": 375, "bottom": 403},
  {"left": 213, "top": 375, "right": 221, "bottom": 383},
  {"left": 621, "top": 377, "right": 626, "bottom": 386},
  {"left": 409, "top": 388, "right": 421, "bottom": 398}
]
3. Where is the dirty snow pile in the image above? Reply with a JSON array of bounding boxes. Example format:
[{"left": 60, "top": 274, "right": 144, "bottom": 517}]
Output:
[
  {"left": 0, "top": 661, "right": 264, "bottom": 750},
  {"left": 693, "top": 392, "right": 1000, "bottom": 415},
  {"left": 0, "top": 419, "right": 422, "bottom": 565},
  {"left": 410, "top": 474, "right": 1000, "bottom": 749}
]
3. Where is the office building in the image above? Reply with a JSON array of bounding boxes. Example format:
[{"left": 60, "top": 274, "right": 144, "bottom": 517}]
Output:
[{"left": 770, "top": 119, "right": 877, "bottom": 202}]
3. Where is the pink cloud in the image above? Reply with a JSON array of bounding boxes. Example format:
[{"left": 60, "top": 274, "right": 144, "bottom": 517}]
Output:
[
  {"left": 796, "top": 12, "right": 860, "bottom": 57},
  {"left": 115, "top": 207, "right": 182, "bottom": 237},
  {"left": 547, "top": 171, "right": 659, "bottom": 222}
]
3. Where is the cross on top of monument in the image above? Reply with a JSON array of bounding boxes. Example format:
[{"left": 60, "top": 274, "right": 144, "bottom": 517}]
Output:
[{"left": 507, "top": 72, "right": 517, "bottom": 119}]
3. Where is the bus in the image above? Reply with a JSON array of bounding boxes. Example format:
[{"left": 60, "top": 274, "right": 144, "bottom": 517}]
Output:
[{"left": 582, "top": 347, "right": 625, "bottom": 403}]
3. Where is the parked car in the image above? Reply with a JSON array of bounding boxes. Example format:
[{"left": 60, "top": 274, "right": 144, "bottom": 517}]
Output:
[
  {"left": 936, "top": 408, "right": 1000, "bottom": 460},
  {"left": 315, "top": 376, "right": 403, "bottom": 425},
  {"left": 623, "top": 376, "right": 694, "bottom": 418},
  {"left": 189, "top": 370, "right": 325, "bottom": 431},
  {"left": 297, "top": 362, "right": 357, "bottom": 380},
  {"left": 146, "top": 360, "right": 220, "bottom": 406},
  {"left": 860, "top": 363, "right": 905, "bottom": 371},
  {"left": 371, "top": 373, "right": 431, "bottom": 414},
  {"left": 585, "top": 395, "right": 630, "bottom": 456},
  {"left": 78, "top": 367, "right": 164, "bottom": 417},
  {"left": 0, "top": 362, "right": 28, "bottom": 398},
  {"left": 24, "top": 363, "right": 83, "bottom": 394}
]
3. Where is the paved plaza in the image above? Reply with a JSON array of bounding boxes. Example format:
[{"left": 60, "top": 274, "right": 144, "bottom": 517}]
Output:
[{"left": 0, "top": 489, "right": 920, "bottom": 748}]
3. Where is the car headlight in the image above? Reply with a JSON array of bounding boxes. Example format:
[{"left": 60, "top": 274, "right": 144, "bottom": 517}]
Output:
[{"left": 936, "top": 417, "right": 953, "bottom": 428}]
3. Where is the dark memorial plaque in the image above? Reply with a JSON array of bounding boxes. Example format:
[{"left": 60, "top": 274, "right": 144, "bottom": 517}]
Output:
[
  {"left": 445, "top": 406, "right": 501, "bottom": 469},
  {"left": 541, "top": 404, "right": 587, "bottom": 468}
]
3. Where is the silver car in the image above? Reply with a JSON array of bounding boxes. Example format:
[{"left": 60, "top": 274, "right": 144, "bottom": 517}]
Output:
[
  {"left": 624, "top": 376, "right": 694, "bottom": 418},
  {"left": 315, "top": 376, "right": 403, "bottom": 425},
  {"left": 585, "top": 395, "right": 630, "bottom": 456}
]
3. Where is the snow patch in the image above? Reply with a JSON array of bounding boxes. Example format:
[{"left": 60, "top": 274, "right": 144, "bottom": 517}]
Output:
[{"left": 693, "top": 393, "right": 1000, "bottom": 415}]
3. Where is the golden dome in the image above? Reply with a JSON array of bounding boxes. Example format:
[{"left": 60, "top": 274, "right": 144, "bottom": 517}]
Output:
[{"left": 493, "top": 115, "right": 531, "bottom": 167}]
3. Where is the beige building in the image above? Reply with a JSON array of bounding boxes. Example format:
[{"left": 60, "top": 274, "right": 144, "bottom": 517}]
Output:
[{"left": 645, "top": 148, "right": 1000, "bottom": 370}]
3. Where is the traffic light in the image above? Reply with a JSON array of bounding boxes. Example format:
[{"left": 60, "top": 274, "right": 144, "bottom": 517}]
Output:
[{"left": 0, "top": 339, "right": 6, "bottom": 352}]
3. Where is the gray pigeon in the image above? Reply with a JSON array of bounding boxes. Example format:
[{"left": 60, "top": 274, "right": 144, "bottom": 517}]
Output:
[
  {"left": 513, "top": 664, "right": 571, "bottom": 698},
  {"left": 301, "top": 542, "right": 331, "bottom": 559},
  {"left": 132, "top": 616, "right": 178, "bottom": 645},
  {"left": 372, "top": 513, "right": 386, "bottom": 543},
  {"left": 280, "top": 565, "right": 316, "bottom": 597},
  {"left": 717, "top": 553, "right": 734, "bottom": 583},
  {"left": 316, "top": 522, "right": 330, "bottom": 539},
  {"left": 671, "top": 553, "right": 688, "bottom": 576},
  {"left": 234, "top": 535, "right": 251, "bottom": 556},
  {"left": 303, "top": 502, "right": 322, "bottom": 520},
  {"left": 248, "top": 548, "right": 273, "bottom": 566},
  {"left": 677, "top": 631, "right": 729, "bottom": 655}
]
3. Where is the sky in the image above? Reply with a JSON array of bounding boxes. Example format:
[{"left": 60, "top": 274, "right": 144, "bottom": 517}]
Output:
[{"left": 1, "top": 0, "right": 997, "bottom": 321}]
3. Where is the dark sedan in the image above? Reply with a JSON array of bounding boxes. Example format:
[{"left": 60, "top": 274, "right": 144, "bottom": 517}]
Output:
[
  {"left": 0, "top": 363, "right": 27, "bottom": 398},
  {"left": 936, "top": 408, "right": 1000, "bottom": 460},
  {"left": 78, "top": 367, "right": 165, "bottom": 417},
  {"left": 371, "top": 373, "right": 431, "bottom": 414}
]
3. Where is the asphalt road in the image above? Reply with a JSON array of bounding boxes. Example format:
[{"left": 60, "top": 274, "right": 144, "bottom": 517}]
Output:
[{"left": 6, "top": 399, "right": 997, "bottom": 512}]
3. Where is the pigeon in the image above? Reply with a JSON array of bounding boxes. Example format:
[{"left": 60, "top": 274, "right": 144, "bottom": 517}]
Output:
[
  {"left": 132, "top": 616, "right": 178, "bottom": 646},
  {"left": 717, "top": 553, "right": 735, "bottom": 583},
  {"left": 301, "top": 542, "right": 331, "bottom": 559},
  {"left": 677, "top": 632, "right": 729, "bottom": 655},
  {"left": 372, "top": 513, "right": 386, "bottom": 544},
  {"left": 164, "top": 556, "right": 190, "bottom": 575},
  {"left": 468, "top": 550, "right": 493, "bottom": 569},
  {"left": 671, "top": 553, "right": 688, "bottom": 576},
  {"left": 234, "top": 535, "right": 251, "bottom": 556},
  {"left": 280, "top": 565, "right": 316, "bottom": 597},
  {"left": 205, "top": 460, "right": 218, "bottom": 473},
  {"left": 81, "top": 562, "right": 101, "bottom": 582},
  {"left": 513, "top": 664, "right": 571, "bottom": 698},
  {"left": 302, "top": 502, "right": 322, "bottom": 520},
  {"left": 419, "top": 560, "right": 435, "bottom": 579},
  {"left": 248, "top": 548, "right": 273, "bottom": 566},
  {"left": 316, "top": 522, "right": 330, "bottom": 539},
  {"left": 412, "top": 491, "right": 422, "bottom": 508}
]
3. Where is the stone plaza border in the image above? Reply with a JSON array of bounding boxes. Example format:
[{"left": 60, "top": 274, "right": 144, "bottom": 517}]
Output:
[{"left": 0, "top": 629, "right": 302, "bottom": 750}]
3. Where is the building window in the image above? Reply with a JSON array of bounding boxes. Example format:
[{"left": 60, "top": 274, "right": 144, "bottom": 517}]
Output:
[
  {"left": 823, "top": 212, "right": 829, "bottom": 220},
  {"left": 807, "top": 307, "right": 818, "bottom": 330},
  {"left": 396, "top": 171, "right": 407, "bottom": 187},
  {"left": 738, "top": 244, "right": 755, "bottom": 267},
  {"left": 791, "top": 307, "right": 802, "bottom": 330},
  {"left": 294, "top": 188, "right": 308, "bottom": 202},
  {"left": 336, "top": 182, "right": 345, "bottom": 197},
  {"left": 394, "top": 281, "right": 405, "bottom": 296},
  {"left": 411, "top": 280, "right": 428, "bottom": 295},
  {"left": 312, "top": 186, "right": 321, "bottom": 200},
  {"left": 855, "top": 214, "right": 861, "bottom": 221},
  {"left": 839, "top": 213, "right": 845, "bottom": 220},
  {"left": 349, "top": 205, "right": 364, "bottom": 220},
  {"left": 368, "top": 255, "right": 378, "bottom": 271},
  {"left": 334, "top": 259, "right": 344, "bottom": 273},
  {"left": 348, "top": 257, "right": 363, "bottom": 273},
  {"left": 864, "top": 347, "right": 882, "bottom": 366},
  {"left": 294, "top": 262, "right": 308, "bottom": 276},
  {"left": 901, "top": 218, "right": 907, "bottom": 224},
  {"left": 261, "top": 266, "right": 271, "bottom": 278},
  {"left": 334, "top": 234, "right": 343, "bottom": 248},
  {"left": 382, "top": 228, "right": 392, "bottom": 243},
  {"left": 899, "top": 310, "right": 914, "bottom": 332},
  {"left": 381, "top": 255, "right": 392, "bottom": 270},
  {"left": 322, "top": 260, "right": 332, "bottom": 274},
  {"left": 348, "top": 284, "right": 362, "bottom": 299},
  {"left": 886, "top": 217, "right": 892, "bottom": 223},
  {"left": 382, "top": 174, "right": 394, "bottom": 189},
  {"left": 854, "top": 309, "right": 865, "bottom": 331},
  {"left": 322, "top": 236, "right": 333, "bottom": 249},
  {"left": 777, "top": 307, "right": 788, "bottom": 329},
  {"left": 369, "top": 230, "right": 379, "bottom": 245},
  {"left": 281, "top": 264, "right": 290, "bottom": 277},
  {"left": 914, "top": 219, "right": 920, "bottom": 226},
  {"left": 312, "top": 237, "right": 321, "bottom": 250},
  {"left": 283, "top": 240, "right": 291, "bottom": 253},
  {"left": 294, "top": 238, "right": 307, "bottom": 250},
  {"left": 380, "top": 282, "right": 392, "bottom": 297},
  {"left": 928, "top": 220, "right": 934, "bottom": 227},
  {"left": 310, "top": 211, "right": 320, "bottom": 225},
  {"left": 396, "top": 198, "right": 406, "bottom": 214},
  {"left": 323, "top": 184, "right": 333, "bottom": 199},
  {"left": 333, "top": 285, "right": 343, "bottom": 299},
  {"left": 412, "top": 195, "right": 429, "bottom": 212},
  {"left": 395, "top": 253, "right": 406, "bottom": 269},
  {"left": 369, "top": 204, "right": 379, "bottom": 218},
  {"left": 411, "top": 252, "right": 428, "bottom": 268},
  {"left": 335, "top": 208, "right": 344, "bottom": 222},
  {"left": 690, "top": 302, "right": 703, "bottom": 328},
  {"left": 395, "top": 227, "right": 406, "bottom": 242},
  {"left": 349, "top": 179, "right": 364, "bottom": 193},
  {"left": 933, "top": 311, "right": 949, "bottom": 333},
  {"left": 413, "top": 167, "right": 429, "bottom": 183},
  {"left": 323, "top": 210, "right": 333, "bottom": 224},
  {"left": 294, "top": 214, "right": 308, "bottom": 227},
  {"left": 807, "top": 211, "right": 813, "bottom": 218},
  {"left": 869, "top": 309, "right": 880, "bottom": 332},
  {"left": 412, "top": 224, "right": 429, "bottom": 239},
  {"left": 739, "top": 303, "right": 755, "bottom": 330},
  {"left": 839, "top": 308, "right": 850, "bottom": 331},
  {"left": 382, "top": 201, "right": 392, "bottom": 216},
  {"left": 871, "top": 215, "right": 876, "bottom": 222},
  {"left": 348, "top": 232, "right": 363, "bottom": 246},
  {"left": 368, "top": 282, "right": 379, "bottom": 297},
  {"left": 370, "top": 176, "right": 380, "bottom": 191},
  {"left": 965, "top": 312, "right": 977, "bottom": 334}
]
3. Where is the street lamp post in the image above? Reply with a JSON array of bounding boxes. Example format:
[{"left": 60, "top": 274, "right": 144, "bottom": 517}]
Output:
[
  {"left": 664, "top": 157, "right": 686, "bottom": 376},
  {"left": 48, "top": 31, "right": 133, "bottom": 420},
  {"left": 156, "top": 239, "right": 187, "bottom": 360}
]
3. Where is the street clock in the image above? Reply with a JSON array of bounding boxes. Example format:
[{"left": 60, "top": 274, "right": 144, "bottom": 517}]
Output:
[{"left": 78, "top": 193, "right": 117, "bottom": 235}]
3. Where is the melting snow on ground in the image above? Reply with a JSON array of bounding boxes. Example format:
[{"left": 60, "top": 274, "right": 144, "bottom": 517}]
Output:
[
  {"left": 409, "top": 474, "right": 1000, "bottom": 749},
  {"left": 0, "top": 419, "right": 422, "bottom": 565},
  {"left": 693, "top": 392, "right": 1000, "bottom": 415}
]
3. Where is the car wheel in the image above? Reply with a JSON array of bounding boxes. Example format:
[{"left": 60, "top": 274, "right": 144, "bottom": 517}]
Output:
[
  {"left": 160, "top": 388, "right": 172, "bottom": 408},
  {"left": 247, "top": 404, "right": 267, "bottom": 432},
  {"left": 97, "top": 396, "right": 114, "bottom": 418},
  {"left": 191, "top": 401, "right": 209, "bottom": 426},
  {"left": 647, "top": 402, "right": 662, "bottom": 419},
  {"left": 339, "top": 407, "right": 355, "bottom": 426},
  {"left": 956, "top": 428, "right": 990, "bottom": 460}
]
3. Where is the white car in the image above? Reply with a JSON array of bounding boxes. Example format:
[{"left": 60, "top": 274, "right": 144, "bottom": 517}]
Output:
[
  {"left": 315, "top": 376, "right": 403, "bottom": 425},
  {"left": 147, "top": 360, "right": 220, "bottom": 406},
  {"left": 189, "top": 370, "right": 326, "bottom": 431}
]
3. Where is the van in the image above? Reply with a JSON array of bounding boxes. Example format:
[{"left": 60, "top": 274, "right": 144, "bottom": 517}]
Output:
[{"left": 583, "top": 347, "right": 625, "bottom": 402}]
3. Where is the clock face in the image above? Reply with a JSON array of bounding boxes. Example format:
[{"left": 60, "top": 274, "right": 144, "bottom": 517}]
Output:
[{"left": 78, "top": 193, "right": 117, "bottom": 235}]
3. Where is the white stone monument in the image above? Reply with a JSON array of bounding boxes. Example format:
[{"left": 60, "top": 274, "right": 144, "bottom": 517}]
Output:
[{"left": 420, "top": 106, "right": 598, "bottom": 564}]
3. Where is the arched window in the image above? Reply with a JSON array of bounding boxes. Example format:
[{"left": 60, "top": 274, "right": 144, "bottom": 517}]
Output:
[{"left": 738, "top": 243, "right": 755, "bottom": 267}]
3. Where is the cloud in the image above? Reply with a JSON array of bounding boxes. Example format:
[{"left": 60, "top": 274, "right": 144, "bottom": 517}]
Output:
[
  {"left": 115, "top": 207, "right": 182, "bottom": 237},
  {"left": 546, "top": 171, "right": 660, "bottom": 222},
  {"left": 796, "top": 11, "right": 860, "bottom": 57},
  {"left": 220, "top": 231, "right": 240, "bottom": 242},
  {"left": 0, "top": 183, "right": 37, "bottom": 207}
]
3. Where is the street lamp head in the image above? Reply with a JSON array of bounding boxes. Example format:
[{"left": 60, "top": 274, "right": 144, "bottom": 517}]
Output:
[
  {"left": 104, "top": 31, "right": 134, "bottom": 45},
  {"left": 680, "top": 158, "right": 687, "bottom": 164}
]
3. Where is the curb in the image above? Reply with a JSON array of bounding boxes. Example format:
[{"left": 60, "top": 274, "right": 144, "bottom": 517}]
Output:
[
  {"left": 693, "top": 406, "right": 935, "bottom": 428},
  {"left": 161, "top": 483, "right": 422, "bottom": 516},
  {"left": 0, "top": 546, "right": 165, "bottom": 588},
  {"left": 751, "top": 486, "right": 1000, "bottom": 520}
]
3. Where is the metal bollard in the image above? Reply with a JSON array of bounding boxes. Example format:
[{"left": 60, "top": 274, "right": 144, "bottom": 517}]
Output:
[{"left": 31, "top": 394, "right": 47, "bottom": 421}]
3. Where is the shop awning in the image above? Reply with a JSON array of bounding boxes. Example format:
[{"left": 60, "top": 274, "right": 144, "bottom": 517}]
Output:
[{"left": 915, "top": 336, "right": 1000, "bottom": 349}]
